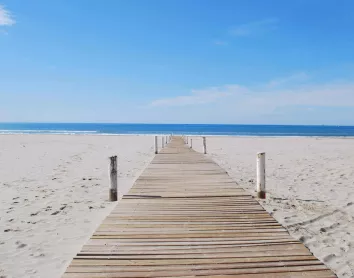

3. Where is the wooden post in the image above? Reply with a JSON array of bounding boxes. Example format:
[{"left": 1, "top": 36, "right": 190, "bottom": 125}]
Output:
[
  {"left": 109, "top": 155, "right": 118, "bottom": 201},
  {"left": 257, "top": 152, "right": 266, "bottom": 199},
  {"left": 203, "top": 137, "right": 207, "bottom": 154},
  {"left": 161, "top": 136, "right": 165, "bottom": 148},
  {"left": 155, "top": 136, "right": 158, "bottom": 154},
  {"left": 165, "top": 136, "right": 167, "bottom": 144},
  {"left": 190, "top": 138, "right": 193, "bottom": 149}
]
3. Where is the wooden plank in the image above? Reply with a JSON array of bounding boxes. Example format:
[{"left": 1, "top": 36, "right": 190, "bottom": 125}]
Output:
[
  {"left": 74, "top": 249, "right": 312, "bottom": 259},
  {"left": 62, "top": 265, "right": 331, "bottom": 277},
  {"left": 70, "top": 256, "right": 318, "bottom": 266},
  {"left": 62, "top": 136, "right": 335, "bottom": 277},
  {"left": 66, "top": 260, "right": 324, "bottom": 273}
]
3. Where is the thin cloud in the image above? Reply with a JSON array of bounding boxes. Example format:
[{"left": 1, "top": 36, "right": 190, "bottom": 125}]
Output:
[
  {"left": 267, "top": 72, "right": 310, "bottom": 87},
  {"left": 0, "top": 5, "right": 15, "bottom": 26},
  {"left": 230, "top": 18, "right": 278, "bottom": 37},
  {"left": 214, "top": 40, "right": 228, "bottom": 46},
  {"left": 150, "top": 85, "right": 247, "bottom": 107}
]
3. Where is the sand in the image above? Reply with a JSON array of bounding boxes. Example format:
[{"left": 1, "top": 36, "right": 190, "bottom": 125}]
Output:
[
  {"left": 0, "top": 135, "right": 155, "bottom": 278},
  {"left": 191, "top": 136, "right": 354, "bottom": 277},
  {"left": 1, "top": 134, "right": 354, "bottom": 277}
]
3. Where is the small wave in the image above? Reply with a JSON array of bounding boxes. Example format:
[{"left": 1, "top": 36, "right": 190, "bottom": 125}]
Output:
[
  {"left": 0, "top": 129, "right": 98, "bottom": 134},
  {"left": 46, "top": 130, "right": 97, "bottom": 133}
]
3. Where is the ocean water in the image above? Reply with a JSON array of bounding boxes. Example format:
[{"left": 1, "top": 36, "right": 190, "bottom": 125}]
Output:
[{"left": 0, "top": 123, "right": 354, "bottom": 136}]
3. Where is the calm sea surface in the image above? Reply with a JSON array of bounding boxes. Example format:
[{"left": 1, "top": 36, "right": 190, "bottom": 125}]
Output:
[{"left": 1, "top": 123, "right": 354, "bottom": 136}]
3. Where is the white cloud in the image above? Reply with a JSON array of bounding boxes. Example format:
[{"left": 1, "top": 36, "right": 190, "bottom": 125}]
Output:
[
  {"left": 230, "top": 18, "right": 278, "bottom": 37},
  {"left": 0, "top": 5, "right": 15, "bottom": 26},
  {"left": 148, "top": 79, "right": 354, "bottom": 124},
  {"left": 150, "top": 78, "right": 354, "bottom": 109}
]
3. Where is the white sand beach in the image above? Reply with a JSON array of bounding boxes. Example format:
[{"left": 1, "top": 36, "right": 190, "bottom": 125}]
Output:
[
  {"left": 0, "top": 135, "right": 155, "bottom": 278},
  {"left": 1, "top": 135, "right": 354, "bottom": 277}
]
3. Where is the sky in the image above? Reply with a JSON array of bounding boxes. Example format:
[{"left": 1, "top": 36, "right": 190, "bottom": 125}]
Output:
[{"left": 1, "top": 0, "right": 354, "bottom": 125}]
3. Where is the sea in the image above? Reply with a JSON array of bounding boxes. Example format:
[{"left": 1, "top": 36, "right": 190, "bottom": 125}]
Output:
[{"left": 0, "top": 123, "right": 354, "bottom": 137}]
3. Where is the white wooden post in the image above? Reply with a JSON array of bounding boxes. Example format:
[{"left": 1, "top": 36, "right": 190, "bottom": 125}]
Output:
[
  {"left": 190, "top": 138, "right": 193, "bottom": 149},
  {"left": 109, "top": 155, "right": 118, "bottom": 201},
  {"left": 165, "top": 136, "right": 167, "bottom": 144},
  {"left": 257, "top": 152, "right": 266, "bottom": 199},
  {"left": 161, "top": 136, "right": 165, "bottom": 148},
  {"left": 155, "top": 136, "right": 158, "bottom": 154},
  {"left": 203, "top": 137, "right": 207, "bottom": 154}
]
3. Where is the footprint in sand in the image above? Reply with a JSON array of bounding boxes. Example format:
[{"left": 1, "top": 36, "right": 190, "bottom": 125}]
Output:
[
  {"left": 298, "top": 236, "right": 310, "bottom": 243},
  {"left": 7, "top": 207, "right": 14, "bottom": 214},
  {"left": 32, "top": 252, "right": 45, "bottom": 258},
  {"left": 15, "top": 241, "right": 27, "bottom": 249},
  {"left": 323, "top": 253, "right": 336, "bottom": 263}
]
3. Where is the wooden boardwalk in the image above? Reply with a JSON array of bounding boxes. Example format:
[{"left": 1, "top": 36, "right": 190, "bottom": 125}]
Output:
[{"left": 63, "top": 137, "right": 335, "bottom": 278}]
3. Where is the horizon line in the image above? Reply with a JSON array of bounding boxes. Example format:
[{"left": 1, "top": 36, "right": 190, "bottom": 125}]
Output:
[{"left": 0, "top": 122, "right": 352, "bottom": 127}]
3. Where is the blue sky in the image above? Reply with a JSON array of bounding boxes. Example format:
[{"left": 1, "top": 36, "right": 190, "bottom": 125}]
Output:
[{"left": 1, "top": 0, "right": 354, "bottom": 124}]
